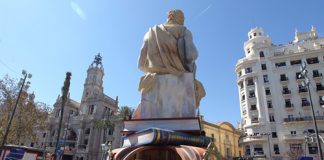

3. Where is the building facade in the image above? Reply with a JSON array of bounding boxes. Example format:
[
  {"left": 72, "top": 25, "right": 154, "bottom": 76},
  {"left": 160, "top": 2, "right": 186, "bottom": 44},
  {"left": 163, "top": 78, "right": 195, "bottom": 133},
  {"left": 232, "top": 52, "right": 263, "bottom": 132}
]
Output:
[
  {"left": 46, "top": 54, "right": 122, "bottom": 160},
  {"left": 202, "top": 121, "right": 243, "bottom": 159},
  {"left": 236, "top": 27, "right": 324, "bottom": 159}
]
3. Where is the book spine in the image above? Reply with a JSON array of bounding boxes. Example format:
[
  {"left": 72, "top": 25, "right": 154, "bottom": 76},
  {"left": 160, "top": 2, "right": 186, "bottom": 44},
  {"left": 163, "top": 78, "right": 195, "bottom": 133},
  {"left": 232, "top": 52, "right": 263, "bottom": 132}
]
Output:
[{"left": 153, "top": 129, "right": 211, "bottom": 147}]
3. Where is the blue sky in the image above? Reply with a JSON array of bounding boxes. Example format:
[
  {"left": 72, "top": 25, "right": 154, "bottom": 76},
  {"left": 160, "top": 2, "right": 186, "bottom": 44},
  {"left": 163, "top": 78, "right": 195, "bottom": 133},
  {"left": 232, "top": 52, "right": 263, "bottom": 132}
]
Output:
[{"left": 1, "top": 0, "right": 324, "bottom": 126}]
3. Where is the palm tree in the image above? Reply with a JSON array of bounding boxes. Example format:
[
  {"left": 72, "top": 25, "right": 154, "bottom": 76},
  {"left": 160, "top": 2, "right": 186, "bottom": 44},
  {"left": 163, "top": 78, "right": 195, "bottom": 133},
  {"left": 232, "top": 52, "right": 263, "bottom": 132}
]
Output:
[{"left": 118, "top": 106, "right": 134, "bottom": 120}]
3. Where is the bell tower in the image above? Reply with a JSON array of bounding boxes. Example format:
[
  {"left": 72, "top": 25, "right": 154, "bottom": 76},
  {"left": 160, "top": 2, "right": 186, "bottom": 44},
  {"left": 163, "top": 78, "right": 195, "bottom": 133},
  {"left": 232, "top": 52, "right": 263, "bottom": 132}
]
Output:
[{"left": 81, "top": 53, "right": 104, "bottom": 101}]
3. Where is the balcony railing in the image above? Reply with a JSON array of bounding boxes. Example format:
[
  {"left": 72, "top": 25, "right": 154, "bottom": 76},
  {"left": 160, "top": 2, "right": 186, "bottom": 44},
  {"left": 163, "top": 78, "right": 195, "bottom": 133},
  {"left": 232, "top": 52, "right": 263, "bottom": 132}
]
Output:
[
  {"left": 280, "top": 77, "right": 289, "bottom": 81},
  {"left": 285, "top": 103, "right": 294, "bottom": 108},
  {"left": 282, "top": 90, "right": 291, "bottom": 94},
  {"left": 284, "top": 116, "right": 324, "bottom": 122},
  {"left": 313, "top": 73, "right": 323, "bottom": 78},
  {"left": 320, "top": 100, "right": 324, "bottom": 105},
  {"left": 302, "top": 102, "right": 310, "bottom": 107},
  {"left": 296, "top": 75, "right": 304, "bottom": 80},
  {"left": 251, "top": 119, "right": 259, "bottom": 123},
  {"left": 299, "top": 88, "right": 308, "bottom": 93}
]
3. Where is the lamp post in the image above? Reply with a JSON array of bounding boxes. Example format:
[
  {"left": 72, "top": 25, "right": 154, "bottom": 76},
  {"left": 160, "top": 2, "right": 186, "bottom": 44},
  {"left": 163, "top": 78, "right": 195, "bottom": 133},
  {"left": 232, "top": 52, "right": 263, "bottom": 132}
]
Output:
[
  {"left": 300, "top": 61, "right": 323, "bottom": 160},
  {"left": 261, "top": 132, "right": 272, "bottom": 159},
  {"left": 0, "top": 70, "right": 32, "bottom": 152}
]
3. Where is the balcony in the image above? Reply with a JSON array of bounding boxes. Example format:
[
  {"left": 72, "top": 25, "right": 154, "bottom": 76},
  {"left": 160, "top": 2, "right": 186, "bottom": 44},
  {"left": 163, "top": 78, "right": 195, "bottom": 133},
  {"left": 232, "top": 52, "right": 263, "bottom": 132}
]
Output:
[
  {"left": 283, "top": 134, "right": 304, "bottom": 141},
  {"left": 283, "top": 116, "right": 324, "bottom": 123},
  {"left": 239, "top": 136, "right": 267, "bottom": 144},
  {"left": 313, "top": 73, "right": 323, "bottom": 79},
  {"left": 299, "top": 88, "right": 308, "bottom": 96},
  {"left": 302, "top": 102, "right": 311, "bottom": 110},
  {"left": 251, "top": 119, "right": 259, "bottom": 124},
  {"left": 285, "top": 104, "right": 294, "bottom": 111},
  {"left": 320, "top": 100, "right": 324, "bottom": 106},
  {"left": 280, "top": 77, "right": 289, "bottom": 84},
  {"left": 317, "top": 85, "right": 324, "bottom": 94},
  {"left": 282, "top": 90, "right": 292, "bottom": 97},
  {"left": 296, "top": 75, "right": 304, "bottom": 82}
]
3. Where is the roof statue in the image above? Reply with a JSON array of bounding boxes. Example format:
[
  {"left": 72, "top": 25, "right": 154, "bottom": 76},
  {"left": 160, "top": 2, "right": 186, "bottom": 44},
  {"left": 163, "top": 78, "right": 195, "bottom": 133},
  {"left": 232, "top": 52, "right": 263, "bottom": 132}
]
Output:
[{"left": 91, "top": 53, "right": 103, "bottom": 67}]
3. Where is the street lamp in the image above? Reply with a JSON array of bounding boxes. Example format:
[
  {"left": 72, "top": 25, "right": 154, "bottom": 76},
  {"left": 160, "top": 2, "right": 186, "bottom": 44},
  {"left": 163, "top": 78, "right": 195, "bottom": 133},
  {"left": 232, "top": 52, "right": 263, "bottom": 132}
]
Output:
[
  {"left": 261, "top": 132, "right": 272, "bottom": 159},
  {"left": 300, "top": 61, "right": 324, "bottom": 160},
  {"left": 1, "top": 70, "right": 32, "bottom": 149}
]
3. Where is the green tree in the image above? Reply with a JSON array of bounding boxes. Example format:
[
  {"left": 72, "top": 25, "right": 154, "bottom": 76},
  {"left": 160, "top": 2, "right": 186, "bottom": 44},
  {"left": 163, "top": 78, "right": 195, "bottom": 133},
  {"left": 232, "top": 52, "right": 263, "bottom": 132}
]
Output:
[
  {"left": 0, "top": 75, "right": 51, "bottom": 145},
  {"left": 118, "top": 106, "right": 134, "bottom": 120}
]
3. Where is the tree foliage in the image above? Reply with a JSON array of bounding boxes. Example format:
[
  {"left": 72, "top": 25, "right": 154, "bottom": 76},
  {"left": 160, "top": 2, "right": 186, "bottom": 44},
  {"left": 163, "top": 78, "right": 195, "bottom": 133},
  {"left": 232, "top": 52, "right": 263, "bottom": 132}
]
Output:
[{"left": 0, "top": 75, "right": 51, "bottom": 145}]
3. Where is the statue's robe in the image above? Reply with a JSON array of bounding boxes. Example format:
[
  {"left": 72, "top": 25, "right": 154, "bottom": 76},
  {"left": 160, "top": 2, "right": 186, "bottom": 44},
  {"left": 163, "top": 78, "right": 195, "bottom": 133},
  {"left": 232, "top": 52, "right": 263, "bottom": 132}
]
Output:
[{"left": 133, "top": 24, "right": 204, "bottom": 119}]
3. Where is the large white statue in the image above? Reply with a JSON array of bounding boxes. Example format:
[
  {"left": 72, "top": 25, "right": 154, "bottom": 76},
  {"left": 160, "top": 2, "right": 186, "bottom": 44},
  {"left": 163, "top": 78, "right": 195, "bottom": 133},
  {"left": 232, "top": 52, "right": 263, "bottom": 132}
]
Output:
[{"left": 133, "top": 9, "right": 205, "bottom": 119}]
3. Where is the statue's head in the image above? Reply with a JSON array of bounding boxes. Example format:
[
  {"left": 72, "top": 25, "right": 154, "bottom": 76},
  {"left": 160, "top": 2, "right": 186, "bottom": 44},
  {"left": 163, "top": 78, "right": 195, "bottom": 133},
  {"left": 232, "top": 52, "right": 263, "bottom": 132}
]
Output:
[{"left": 166, "top": 9, "right": 184, "bottom": 25}]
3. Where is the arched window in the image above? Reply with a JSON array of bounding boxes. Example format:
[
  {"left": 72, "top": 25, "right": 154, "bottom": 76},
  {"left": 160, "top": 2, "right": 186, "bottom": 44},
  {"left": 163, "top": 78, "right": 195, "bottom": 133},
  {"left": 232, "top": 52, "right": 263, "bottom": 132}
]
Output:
[{"left": 259, "top": 51, "right": 264, "bottom": 57}]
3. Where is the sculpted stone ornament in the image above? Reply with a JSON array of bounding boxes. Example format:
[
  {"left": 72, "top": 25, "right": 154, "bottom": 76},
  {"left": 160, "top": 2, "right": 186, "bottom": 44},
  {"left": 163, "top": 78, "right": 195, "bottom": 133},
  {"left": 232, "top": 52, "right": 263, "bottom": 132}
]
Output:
[{"left": 133, "top": 9, "right": 205, "bottom": 119}]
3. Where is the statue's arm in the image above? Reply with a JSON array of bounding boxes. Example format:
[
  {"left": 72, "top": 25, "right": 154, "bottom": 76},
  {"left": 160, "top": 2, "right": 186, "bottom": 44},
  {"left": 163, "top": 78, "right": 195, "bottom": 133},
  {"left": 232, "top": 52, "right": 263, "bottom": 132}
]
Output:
[
  {"left": 184, "top": 29, "right": 198, "bottom": 63},
  {"left": 138, "top": 31, "right": 150, "bottom": 71}
]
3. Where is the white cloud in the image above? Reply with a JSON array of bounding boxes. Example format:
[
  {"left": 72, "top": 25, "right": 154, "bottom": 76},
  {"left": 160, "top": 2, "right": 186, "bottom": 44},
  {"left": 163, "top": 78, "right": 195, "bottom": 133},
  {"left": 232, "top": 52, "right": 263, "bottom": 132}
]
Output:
[{"left": 70, "top": 1, "right": 87, "bottom": 20}]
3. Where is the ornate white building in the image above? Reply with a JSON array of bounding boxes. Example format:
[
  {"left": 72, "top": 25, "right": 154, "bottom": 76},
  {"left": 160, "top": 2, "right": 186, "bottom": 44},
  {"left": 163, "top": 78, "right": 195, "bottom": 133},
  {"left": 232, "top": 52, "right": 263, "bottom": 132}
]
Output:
[
  {"left": 46, "top": 54, "right": 122, "bottom": 160},
  {"left": 236, "top": 27, "right": 324, "bottom": 159}
]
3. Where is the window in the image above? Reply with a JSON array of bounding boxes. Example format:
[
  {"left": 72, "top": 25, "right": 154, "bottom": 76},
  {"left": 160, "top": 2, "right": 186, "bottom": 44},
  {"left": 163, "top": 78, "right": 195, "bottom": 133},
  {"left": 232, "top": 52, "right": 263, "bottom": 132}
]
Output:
[
  {"left": 274, "top": 144, "right": 280, "bottom": 154},
  {"left": 51, "top": 131, "right": 55, "bottom": 137},
  {"left": 288, "top": 114, "right": 294, "bottom": 119},
  {"left": 282, "top": 86, "right": 291, "bottom": 94},
  {"left": 269, "top": 114, "right": 275, "bottom": 122},
  {"left": 280, "top": 74, "right": 288, "bottom": 81},
  {"left": 265, "top": 88, "right": 271, "bottom": 95},
  {"left": 313, "top": 70, "right": 322, "bottom": 77},
  {"left": 241, "top": 95, "right": 245, "bottom": 101},
  {"left": 290, "top": 131, "right": 297, "bottom": 135},
  {"left": 316, "top": 83, "right": 324, "bottom": 91},
  {"left": 88, "top": 105, "right": 95, "bottom": 115},
  {"left": 247, "top": 48, "right": 251, "bottom": 54},
  {"left": 267, "top": 101, "right": 272, "bottom": 108},
  {"left": 249, "top": 91, "right": 255, "bottom": 98},
  {"left": 306, "top": 57, "right": 319, "bottom": 64},
  {"left": 309, "top": 143, "right": 318, "bottom": 154},
  {"left": 296, "top": 72, "right": 303, "bottom": 79},
  {"left": 239, "top": 81, "right": 243, "bottom": 89},
  {"left": 299, "top": 85, "right": 308, "bottom": 93},
  {"left": 259, "top": 51, "right": 264, "bottom": 57},
  {"left": 302, "top": 98, "right": 310, "bottom": 106},
  {"left": 84, "top": 139, "right": 88, "bottom": 145},
  {"left": 272, "top": 132, "right": 277, "bottom": 138},
  {"left": 320, "top": 96, "right": 324, "bottom": 105},
  {"left": 43, "top": 133, "right": 46, "bottom": 138},
  {"left": 251, "top": 117, "right": 259, "bottom": 123},
  {"left": 261, "top": 64, "right": 267, "bottom": 70},
  {"left": 245, "top": 67, "right": 252, "bottom": 73},
  {"left": 253, "top": 145, "right": 264, "bottom": 155},
  {"left": 250, "top": 104, "right": 257, "bottom": 111},
  {"left": 238, "top": 71, "right": 242, "bottom": 77},
  {"left": 290, "top": 59, "right": 302, "bottom": 65},
  {"left": 108, "top": 129, "right": 113, "bottom": 135},
  {"left": 253, "top": 32, "right": 257, "bottom": 36},
  {"left": 290, "top": 144, "right": 302, "bottom": 152},
  {"left": 285, "top": 99, "right": 293, "bottom": 108},
  {"left": 263, "top": 75, "right": 269, "bottom": 83},
  {"left": 275, "top": 62, "right": 286, "bottom": 67},
  {"left": 245, "top": 146, "right": 251, "bottom": 156},
  {"left": 247, "top": 79, "right": 254, "bottom": 86},
  {"left": 85, "top": 128, "right": 91, "bottom": 135}
]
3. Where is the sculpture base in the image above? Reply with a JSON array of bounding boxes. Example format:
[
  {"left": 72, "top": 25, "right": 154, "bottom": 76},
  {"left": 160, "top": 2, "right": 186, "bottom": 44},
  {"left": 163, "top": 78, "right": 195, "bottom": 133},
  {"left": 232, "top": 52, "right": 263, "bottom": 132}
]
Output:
[{"left": 134, "top": 73, "right": 196, "bottom": 119}]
